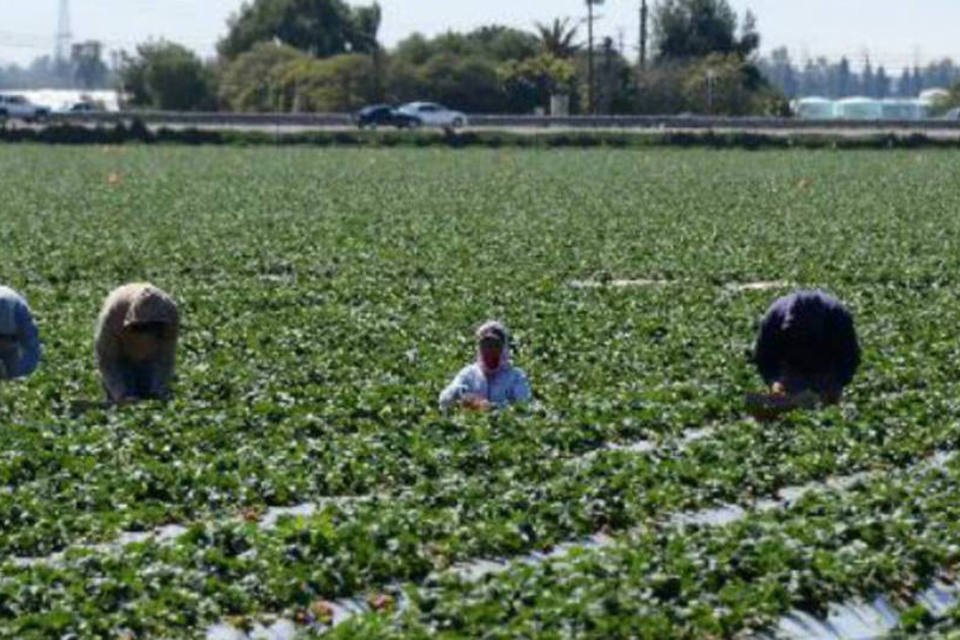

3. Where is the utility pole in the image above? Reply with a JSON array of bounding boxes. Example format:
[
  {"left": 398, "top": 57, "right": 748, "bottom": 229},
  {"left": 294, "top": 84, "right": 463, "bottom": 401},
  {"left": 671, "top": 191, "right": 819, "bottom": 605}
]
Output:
[
  {"left": 54, "top": 0, "right": 73, "bottom": 86},
  {"left": 639, "top": 0, "right": 648, "bottom": 70},
  {"left": 587, "top": 1, "right": 595, "bottom": 114},
  {"left": 601, "top": 37, "right": 615, "bottom": 114},
  {"left": 371, "top": 43, "right": 384, "bottom": 101},
  {"left": 55, "top": 0, "right": 72, "bottom": 64},
  {"left": 586, "top": 0, "right": 604, "bottom": 115},
  {"left": 347, "top": 26, "right": 384, "bottom": 103},
  {"left": 706, "top": 69, "right": 717, "bottom": 114}
]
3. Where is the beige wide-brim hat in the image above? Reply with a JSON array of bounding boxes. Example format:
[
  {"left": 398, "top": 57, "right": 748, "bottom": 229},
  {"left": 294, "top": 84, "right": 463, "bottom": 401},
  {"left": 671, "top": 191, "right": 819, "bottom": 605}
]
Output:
[{"left": 123, "top": 284, "right": 179, "bottom": 329}]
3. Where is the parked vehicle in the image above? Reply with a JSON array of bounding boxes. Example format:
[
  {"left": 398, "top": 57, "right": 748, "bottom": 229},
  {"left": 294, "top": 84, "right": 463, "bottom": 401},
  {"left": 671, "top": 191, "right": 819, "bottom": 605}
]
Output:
[
  {"left": 355, "top": 104, "right": 421, "bottom": 129},
  {"left": 0, "top": 94, "right": 51, "bottom": 122},
  {"left": 397, "top": 102, "right": 468, "bottom": 129},
  {"left": 62, "top": 100, "right": 105, "bottom": 113}
]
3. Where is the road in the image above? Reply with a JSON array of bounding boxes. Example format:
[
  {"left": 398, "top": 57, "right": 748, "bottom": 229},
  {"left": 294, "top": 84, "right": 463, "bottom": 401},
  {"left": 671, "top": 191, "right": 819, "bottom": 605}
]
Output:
[{"left": 6, "top": 111, "right": 960, "bottom": 139}]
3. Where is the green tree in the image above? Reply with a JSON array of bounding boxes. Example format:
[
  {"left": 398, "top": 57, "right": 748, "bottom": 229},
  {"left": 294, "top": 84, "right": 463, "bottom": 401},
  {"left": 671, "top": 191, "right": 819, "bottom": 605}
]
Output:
[
  {"left": 387, "top": 26, "right": 540, "bottom": 113},
  {"left": 760, "top": 47, "right": 797, "bottom": 97},
  {"left": 282, "top": 54, "right": 377, "bottom": 111},
  {"left": 534, "top": 18, "right": 581, "bottom": 59},
  {"left": 637, "top": 0, "right": 781, "bottom": 116},
  {"left": 218, "top": 0, "right": 381, "bottom": 59},
  {"left": 875, "top": 66, "right": 891, "bottom": 98},
  {"left": 653, "top": 0, "right": 758, "bottom": 60},
  {"left": 71, "top": 41, "right": 109, "bottom": 89},
  {"left": 393, "top": 26, "right": 538, "bottom": 65},
  {"left": 218, "top": 42, "right": 307, "bottom": 112},
  {"left": 416, "top": 54, "right": 505, "bottom": 112},
  {"left": 861, "top": 59, "right": 875, "bottom": 97},
  {"left": 680, "top": 53, "right": 782, "bottom": 115},
  {"left": 832, "top": 57, "right": 852, "bottom": 97},
  {"left": 390, "top": 34, "right": 434, "bottom": 66},
  {"left": 931, "top": 81, "right": 960, "bottom": 115},
  {"left": 120, "top": 41, "right": 216, "bottom": 110},
  {"left": 499, "top": 53, "right": 577, "bottom": 112},
  {"left": 465, "top": 25, "right": 539, "bottom": 62}
]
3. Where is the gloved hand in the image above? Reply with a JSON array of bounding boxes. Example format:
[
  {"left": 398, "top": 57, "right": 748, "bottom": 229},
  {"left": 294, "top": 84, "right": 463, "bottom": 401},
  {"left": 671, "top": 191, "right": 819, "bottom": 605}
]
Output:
[
  {"left": 461, "top": 394, "right": 493, "bottom": 412},
  {"left": 745, "top": 390, "right": 818, "bottom": 422}
]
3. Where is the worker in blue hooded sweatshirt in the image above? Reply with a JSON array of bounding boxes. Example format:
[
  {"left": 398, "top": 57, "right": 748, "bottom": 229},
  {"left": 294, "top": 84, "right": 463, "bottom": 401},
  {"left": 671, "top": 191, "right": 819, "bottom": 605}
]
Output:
[
  {"left": 749, "top": 290, "right": 861, "bottom": 418},
  {"left": 0, "top": 286, "right": 41, "bottom": 381}
]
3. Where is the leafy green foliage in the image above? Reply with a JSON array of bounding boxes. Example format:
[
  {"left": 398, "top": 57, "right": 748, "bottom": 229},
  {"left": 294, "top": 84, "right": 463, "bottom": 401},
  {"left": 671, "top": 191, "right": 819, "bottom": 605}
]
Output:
[
  {"left": 217, "top": 42, "right": 308, "bottom": 113},
  {"left": 931, "top": 81, "right": 960, "bottom": 116},
  {"left": 2, "top": 147, "right": 960, "bottom": 637},
  {"left": 387, "top": 27, "right": 542, "bottom": 113},
  {"left": 533, "top": 18, "right": 581, "bottom": 60},
  {"left": 119, "top": 41, "right": 217, "bottom": 111},
  {"left": 177, "top": 2, "right": 782, "bottom": 115},
  {"left": 499, "top": 54, "right": 578, "bottom": 112},
  {"left": 654, "top": 0, "right": 759, "bottom": 61},
  {"left": 217, "top": 0, "right": 381, "bottom": 60}
]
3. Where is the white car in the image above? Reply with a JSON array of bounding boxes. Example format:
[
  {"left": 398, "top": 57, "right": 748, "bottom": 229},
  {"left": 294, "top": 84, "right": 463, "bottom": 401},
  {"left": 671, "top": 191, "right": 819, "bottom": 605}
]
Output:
[
  {"left": 0, "top": 94, "right": 51, "bottom": 122},
  {"left": 397, "top": 102, "right": 468, "bottom": 129}
]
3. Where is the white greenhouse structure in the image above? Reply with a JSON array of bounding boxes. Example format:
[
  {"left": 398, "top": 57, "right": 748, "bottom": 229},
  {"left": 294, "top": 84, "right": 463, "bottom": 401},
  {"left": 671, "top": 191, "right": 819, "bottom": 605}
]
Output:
[
  {"left": 793, "top": 95, "right": 938, "bottom": 121},
  {"left": 835, "top": 97, "right": 883, "bottom": 120},
  {"left": 793, "top": 97, "right": 836, "bottom": 119},
  {"left": 879, "top": 99, "right": 928, "bottom": 120}
]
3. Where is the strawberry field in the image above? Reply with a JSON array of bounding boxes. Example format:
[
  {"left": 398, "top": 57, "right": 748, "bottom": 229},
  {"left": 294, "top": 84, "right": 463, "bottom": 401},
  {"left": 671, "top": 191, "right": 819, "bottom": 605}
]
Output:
[{"left": 2, "top": 145, "right": 960, "bottom": 638}]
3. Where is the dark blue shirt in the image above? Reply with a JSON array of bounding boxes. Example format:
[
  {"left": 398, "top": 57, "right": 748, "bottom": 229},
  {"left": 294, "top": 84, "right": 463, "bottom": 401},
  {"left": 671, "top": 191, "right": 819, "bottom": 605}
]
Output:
[{"left": 754, "top": 290, "right": 861, "bottom": 390}]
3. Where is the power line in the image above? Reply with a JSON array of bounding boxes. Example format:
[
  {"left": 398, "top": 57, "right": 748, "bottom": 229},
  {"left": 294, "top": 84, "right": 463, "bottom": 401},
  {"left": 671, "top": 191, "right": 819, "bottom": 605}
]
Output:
[
  {"left": 0, "top": 28, "right": 214, "bottom": 52},
  {"left": 0, "top": 30, "right": 52, "bottom": 45}
]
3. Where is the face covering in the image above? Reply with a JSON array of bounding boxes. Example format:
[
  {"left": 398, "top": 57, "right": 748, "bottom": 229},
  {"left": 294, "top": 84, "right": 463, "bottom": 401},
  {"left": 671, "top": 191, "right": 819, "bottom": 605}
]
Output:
[
  {"left": 478, "top": 338, "right": 511, "bottom": 376},
  {"left": 480, "top": 345, "right": 503, "bottom": 372},
  {"left": 475, "top": 321, "right": 512, "bottom": 376}
]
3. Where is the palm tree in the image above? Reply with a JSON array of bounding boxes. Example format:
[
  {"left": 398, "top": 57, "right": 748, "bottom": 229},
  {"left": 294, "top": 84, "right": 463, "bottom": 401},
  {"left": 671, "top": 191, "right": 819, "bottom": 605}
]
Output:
[{"left": 534, "top": 17, "right": 580, "bottom": 59}]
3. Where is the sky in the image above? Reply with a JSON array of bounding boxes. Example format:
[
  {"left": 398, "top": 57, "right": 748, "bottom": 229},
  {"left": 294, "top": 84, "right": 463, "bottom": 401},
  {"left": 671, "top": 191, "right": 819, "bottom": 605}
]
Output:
[{"left": 1, "top": 0, "right": 958, "bottom": 71}]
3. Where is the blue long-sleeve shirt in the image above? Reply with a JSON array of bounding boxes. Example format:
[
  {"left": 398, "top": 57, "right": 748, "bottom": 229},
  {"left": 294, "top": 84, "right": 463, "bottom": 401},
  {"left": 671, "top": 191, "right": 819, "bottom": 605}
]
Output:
[
  {"left": 0, "top": 287, "right": 41, "bottom": 380},
  {"left": 754, "top": 290, "right": 860, "bottom": 391},
  {"left": 439, "top": 363, "right": 532, "bottom": 410}
]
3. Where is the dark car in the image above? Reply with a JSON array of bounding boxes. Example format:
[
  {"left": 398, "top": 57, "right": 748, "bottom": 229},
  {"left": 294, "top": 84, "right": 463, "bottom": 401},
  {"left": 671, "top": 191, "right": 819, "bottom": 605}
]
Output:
[{"left": 355, "top": 104, "right": 421, "bottom": 130}]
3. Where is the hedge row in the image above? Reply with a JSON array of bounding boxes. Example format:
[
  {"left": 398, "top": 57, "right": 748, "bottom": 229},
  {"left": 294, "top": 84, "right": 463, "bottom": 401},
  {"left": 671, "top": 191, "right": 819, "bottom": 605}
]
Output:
[{"left": 2, "top": 121, "right": 960, "bottom": 150}]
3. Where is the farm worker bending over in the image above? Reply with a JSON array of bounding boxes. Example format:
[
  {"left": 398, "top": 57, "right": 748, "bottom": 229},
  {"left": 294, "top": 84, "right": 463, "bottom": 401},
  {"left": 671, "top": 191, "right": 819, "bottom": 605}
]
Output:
[
  {"left": 439, "top": 320, "right": 532, "bottom": 411},
  {"left": 0, "top": 286, "right": 41, "bottom": 381},
  {"left": 95, "top": 283, "right": 179, "bottom": 404},
  {"left": 749, "top": 289, "right": 860, "bottom": 418}
]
